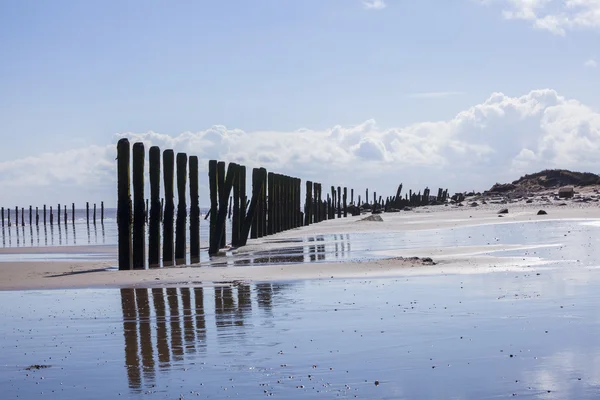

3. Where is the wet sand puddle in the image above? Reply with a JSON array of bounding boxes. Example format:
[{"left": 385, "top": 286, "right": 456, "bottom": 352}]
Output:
[{"left": 2, "top": 267, "right": 600, "bottom": 399}]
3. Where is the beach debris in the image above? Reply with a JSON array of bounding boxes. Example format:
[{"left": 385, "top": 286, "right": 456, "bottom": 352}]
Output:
[
  {"left": 498, "top": 215, "right": 504, "bottom": 217},
  {"left": 558, "top": 203, "right": 567, "bottom": 206},
  {"left": 526, "top": 199, "right": 533, "bottom": 203},
  {"left": 537, "top": 210, "right": 548, "bottom": 215},
  {"left": 25, "top": 365, "right": 51, "bottom": 370},
  {"left": 359, "top": 214, "right": 383, "bottom": 222},
  {"left": 498, "top": 208, "right": 509, "bottom": 214},
  {"left": 390, "top": 256, "right": 436, "bottom": 265},
  {"left": 558, "top": 186, "right": 574, "bottom": 199},
  {"left": 470, "top": 202, "right": 478, "bottom": 207}
]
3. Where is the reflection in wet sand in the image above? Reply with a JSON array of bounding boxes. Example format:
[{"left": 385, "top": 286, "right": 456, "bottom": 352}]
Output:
[{"left": 119, "top": 283, "right": 285, "bottom": 392}]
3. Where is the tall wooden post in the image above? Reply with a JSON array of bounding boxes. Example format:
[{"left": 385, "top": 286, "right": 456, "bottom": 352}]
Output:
[
  {"left": 162, "top": 149, "right": 175, "bottom": 265},
  {"left": 43, "top": 205, "right": 46, "bottom": 225},
  {"left": 72, "top": 203, "right": 75, "bottom": 225},
  {"left": 117, "top": 138, "right": 133, "bottom": 270},
  {"left": 343, "top": 187, "right": 348, "bottom": 217},
  {"left": 29, "top": 206, "right": 32, "bottom": 226},
  {"left": 36, "top": 207, "right": 39, "bottom": 226},
  {"left": 21, "top": 207, "right": 24, "bottom": 227},
  {"left": 49, "top": 206, "right": 53, "bottom": 225},
  {"left": 337, "top": 187, "right": 342, "bottom": 218},
  {"left": 217, "top": 161, "right": 227, "bottom": 248},
  {"left": 148, "top": 146, "right": 161, "bottom": 268},
  {"left": 57, "top": 204, "right": 61, "bottom": 225},
  {"left": 101, "top": 201, "right": 104, "bottom": 223},
  {"left": 232, "top": 165, "right": 242, "bottom": 246},
  {"left": 305, "top": 181, "right": 312, "bottom": 226},
  {"left": 189, "top": 155, "right": 200, "bottom": 263},
  {"left": 175, "top": 153, "right": 187, "bottom": 264},
  {"left": 132, "top": 142, "right": 146, "bottom": 270},
  {"left": 7, "top": 208, "right": 10, "bottom": 226},
  {"left": 93, "top": 203, "right": 97, "bottom": 225},
  {"left": 267, "top": 172, "right": 274, "bottom": 235},
  {"left": 208, "top": 160, "right": 219, "bottom": 255},
  {"left": 251, "top": 168, "right": 259, "bottom": 239}
]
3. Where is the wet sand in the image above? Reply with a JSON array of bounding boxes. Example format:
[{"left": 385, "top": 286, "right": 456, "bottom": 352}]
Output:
[{"left": 0, "top": 204, "right": 598, "bottom": 290}]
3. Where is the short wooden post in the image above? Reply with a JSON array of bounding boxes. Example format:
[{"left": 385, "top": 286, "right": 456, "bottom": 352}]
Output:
[
  {"left": 43, "top": 205, "right": 46, "bottom": 225},
  {"left": 117, "top": 138, "right": 133, "bottom": 270},
  {"left": 101, "top": 201, "right": 104, "bottom": 223},
  {"left": 175, "top": 153, "right": 187, "bottom": 264},
  {"left": 21, "top": 207, "right": 24, "bottom": 227},
  {"left": 50, "top": 206, "right": 53, "bottom": 225},
  {"left": 162, "top": 149, "right": 175, "bottom": 265},
  {"left": 148, "top": 146, "right": 161, "bottom": 268},
  {"left": 273, "top": 174, "right": 280, "bottom": 232},
  {"left": 72, "top": 203, "right": 75, "bottom": 225},
  {"left": 189, "top": 155, "right": 200, "bottom": 263},
  {"left": 57, "top": 204, "right": 61, "bottom": 225},
  {"left": 343, "top": 187, "right": 347, "bottom": 217},
  {"left": 337, "top": 187, "right": 342, "bottom": 218},
  {"left": 208, "top": 160, "right": 219, "bottom": 255},
  {"left": 132, "top": 142, "right": 146, "bottom": 270}
]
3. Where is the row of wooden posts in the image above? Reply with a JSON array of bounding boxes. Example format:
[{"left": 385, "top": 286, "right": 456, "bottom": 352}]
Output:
[
  {"left": 116, "top": 139, "right": 450, "bottom": 271},
  {"left": 0, "top": 202, "right": 104, "bottom": 227}
]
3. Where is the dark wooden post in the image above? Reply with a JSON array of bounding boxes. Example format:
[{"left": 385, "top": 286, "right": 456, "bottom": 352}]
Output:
[
  {"left": 305, "top": 181, "right": 312, "bottom": 226},
  {"left": 366, "top": 189, "right": 369, "bottom": 207},
  {"left": 272, "top": 174, "right": 279, "bottom": 232},
  {"left": 7, "top": 208, "right": 10, "bottom": 226},
  {"left": 267, "top": 172, "right": 274, "bottom": 235},
  {"left": 49, "top": 206, "right": 53, "bottom": 226},
  {"left": 337, "top": 187, "right": 342, "bottom": 218},
  {"left": 162, "top": 149, "right": 175, "bottom": 265},
  {"left": 256, "top": 169, "right": 264, "bottom": 238},
  {"left": 175, "top": 153, "right": 187, "bottom": 264},
  {"left": 57, "top": 204, "right": 61, "bottom": 225},
  {"left": 251, "top": 168, "right": 259, "bottom": 239},
  {"left": 132, "top": 142, "right": 146, "bottom": 270},
  {"left": 63, "top": 205, "right": 66, "bottom": 226},
  {"left": 232, "top": 165, "right": 242, "bottom": 246},
  {"left": 117, "top": 138, "right": 133, "bottom": 270},
  {"left": 189, "top": 155, "right": 200, "bottom": 263},
  {"left": 343, "top": 187, "right": 348, "bottom": 217},
  {"left": 101, "top": 201, "right": 104, "bottom": 223},
  {"left": 208, "top": 160, "right": 219, "bottom": 255},
  {"left": 261, "top": 168, "right": 267, "bottom": 236},
  {"left": 86, "top": 202, "right": 90, "bottom": 225},
  {"left": 1, "top": 207, "right": 3, "bottom": 227},
  {"left": 43, "top": 205, "right": 46, "bottom": 225},
  {"left": 93, "top": 203, "right": 97, "bottom": 225},
  {"left": 351, "top": 189, "right": 354, "bottom": 205},
  {"left": 35, "top": 207, "right": 39, "bottom": 226},
  {"left": 28, "top": 206, "right": 32, "bottom": 226},
  {"left": 72, "top": 203, "right": 75, "bottom": 225},
  {"left": 239, "top": 168, "right": 264, "bottom": 246},
  {"left": 148, "top": 146, "right": 161, "bottom": 268},
  {"left": 239, "top": 165, "right": 247, "bottom": 230},
  {"left": 217, "top": 161, "right": 227, "bottom": 248},
  {"left": 21, "top": 207, "right": 24, "bottom": 227}
]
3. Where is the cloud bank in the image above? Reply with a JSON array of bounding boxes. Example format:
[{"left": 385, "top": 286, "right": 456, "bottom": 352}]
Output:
[{"left": 1, "top": 89, "right": 599, "bottom": 206}]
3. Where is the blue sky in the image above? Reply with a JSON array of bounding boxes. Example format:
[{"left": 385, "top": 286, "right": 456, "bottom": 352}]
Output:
[{"left": 1, "top": 0, "right": 600, "bottom": 205}]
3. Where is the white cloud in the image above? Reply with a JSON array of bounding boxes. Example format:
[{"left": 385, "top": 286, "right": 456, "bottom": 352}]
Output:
[
  {"left": 408, "top": 92, "right": 465, "bottom": 99},
  {"left": 584, "top": 59, "right": 598, "bottom": 68},
  {"left": 1, "top": 89, "right": 600, "bottom": 206},
  {"left": 480, "top": 0, "right": 600, "bottom": 35},
  {"left": 363, "top": 0, "right": 386, "bottom": 10}
]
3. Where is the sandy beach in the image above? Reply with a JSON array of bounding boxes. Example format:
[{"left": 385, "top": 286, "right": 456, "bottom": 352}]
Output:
[{"left": 1, "top": 202, "right": 597, "bottom": 290}]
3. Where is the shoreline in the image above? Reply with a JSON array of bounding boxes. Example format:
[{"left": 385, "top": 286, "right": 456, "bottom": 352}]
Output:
[{"left": 0, "top": 204, "right": 598, "bottom": 291}]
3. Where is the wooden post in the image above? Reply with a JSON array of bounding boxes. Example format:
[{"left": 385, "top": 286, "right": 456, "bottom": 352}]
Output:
[
  {"left": 86, "top": 202, "right": 90, "bottom": 225},
  {"left": 251, "top": 168, "right": 259, "bottom": 239},
  {"left": 261, "top": 169, "right": 267, "bottom": 236},
  {"left": 208, "top": 160, "right": 219, "bottom": 255},
  {"left": 63, "top": 205, "right": 66, "bottom": 226},
  {"left": 36, "top": 207, "right": 39, "bottom": 226},
  {"left": 239, "top": 168, "right": 264, "bottom": 246},
  {"left": 21, "top": 207, "right": 24, "bottom": 227},
  {"left": 117, "top": 138, "right": 133, "bottom": 270},
  {"left": 337, "top": 187, "right": 341, "bottom": 218},
  {"left": 132, "top": 142, "right": 146, "bottom": 270},
  {"left": 189, "top": 155, "right": 200, "bottom": 263},
  {"left": 93, "top": 203, "right": 97, "bottom": 225},
  {"left": 256, "top": 168, "right": 264, "bottom": 238},
  {"left": 239, "top": 165, "right": 247, "bottom": 231},
  {"left": 305, "top": 181, "right": 312, "bottom": 226},
  {"left": 50, "top": 206, "right": 53, "bottom": 225},
  {"left": 231, "top": 165, "right": 242, "bottom": 246},
  {"left": 343, "top": 187, "right": 347, "bottom": 217},
  {"left": 272, "top": 174, "right": 280, "bottom": 232},
  {"left": 72, "top": 203, "right": 75, "bottom": 225},
  {"left": 57, "top": 204, "right": 61, "bottom": 225},
  {"left": 217, "top": 161, "right": 227, "bottom": 248},
  {"left": 351, "top": 189, "right": 354, "bottom": 205},
  {"left": 101, "top": 201, "right": 104, "bottom": 223},
  {"left": 267, "top": 172, "right": 274, "bottom": 235},
  {"left": 7, "top": 208, "right": 10, "bottom": 226},
  {"left": 1, "top": 207, "right": 3, "bottom": 227},
  {"left": 148, "top": 146, "right": 161, "bottom": 268},
  {"left": 175, "top": 153, "right": 187, "bottom": 264},
  {"left": 43, "top": 205, "right": 46, "bottom": 225},
  {"left": 28, "top": 206, "right": 32, "bottom": 226},
  {"left": 163, "top": 149, "right": 175, "bottom": 265},
  {"left": 366, "top": 189, "right": 368, "bottom": 207}
]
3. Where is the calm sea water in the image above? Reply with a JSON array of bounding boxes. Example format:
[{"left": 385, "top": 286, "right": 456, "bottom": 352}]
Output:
[{"left": 1, "top": 219, "right": 600, "bottom": 398}]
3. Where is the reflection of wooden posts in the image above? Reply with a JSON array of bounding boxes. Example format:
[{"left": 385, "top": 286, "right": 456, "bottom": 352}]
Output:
[
  {"left": 132, "top": 142, "right": 146, "bottom": 270},
  {"left": 145, "top": 199, "right": 149, "bottom": 224},
  {"left": 148, "top": 146, "right": 161, "bottom": 268},
  {"left": 189, "top": 156, "right": 200, "bottom": 263},
  {"left": 175, "top": 153, "right": 188, "bottom": 264},
  {"left": 343, "top": 187, "right": 348, "bottom": 217},
  {"left": 208, "top": 160, "right": 219, "bottom": 255},
  {"left": 305, "top": 181, "right": 312, "bottom": 226},
  {"left": 160, "top": 198, "right": 164, "bottom": 222},
  {"left": 117, "top": 138, "right": 133, "bottom": 270},
  {"left": 162, "top": 150, "right": 175, "bottom": 266}
]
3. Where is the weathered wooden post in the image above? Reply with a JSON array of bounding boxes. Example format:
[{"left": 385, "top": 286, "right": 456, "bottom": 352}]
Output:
[
  {"left": 117, "top": 138, "right": 133, "bottom": 270},
  {"left": 1, "top": 207, "right": 3, "bottom": 227},
  {"left": 239, "top": 168, "right": 264, "bottom": 246},
  {"left": 337, "top": 187, "right": 342, "bottom": 218},
  {"left": 217, "top": 161, "right": 227, "bottom": 248},
  {"left": 267, "top": 172, "right": 274, "bottom": 235},
  {"left": 305, "top": 181, "right": 312, "bottom": 226},
  {"left": 72, "top": 203, "right": 75, "bottom": 225},
  {"left": 148, "top": 146, "right": 161, "bottom": 268},
  {"left": 43, "top": 205, "right": 46, "bottom": 225},
  {"left": 28, "top": 206, "right": 32, "bottom": 226},
  {"left": 57, "top": 204, "right": 61, "bottom": 225},
  {"left": 251, "top": 168, "right": 259, "bottom": 239},
  {"left": 232, "top": 165, "right": 242, "bottom": 246},
  {"left": 175, "top": 153, "right": 187, "bottom": 264},
  {"left": 93, "top": 203, "right": 97, "bottom": 225},
  {"left": 35, "top": 207, "right": 39, "bottom": 226},
  {"left": 132, "top": 142, "right": 146, "bottom": 270},
  {"left": 351, "top": 189, "right": 354, "bottom": 206},
  {"left": 272, "top": 174, "right": 279, "bottom": 232},
  {"left": 189, "top": 155, "right": 200, "bottom": 263},
  {"left": 298, "top": 178, "right": 303, "bottom": 227},
  {"left": 256, "top": 168, "right": 265, "bottom": 238},
  {"left": 343, "top": 187, "right": 347, "bottom": 217},
  {"left": 239, "top": 165, "right": 247, "bottom": 229},
  {"left": 366, "top": 189, "right": 369, "bottom": 207},
  {"left": 21, "top": 207, "right": 24, "bottom": 227},
  {"left": 50, "top": 206, "right": 53, "bottom": 226},
  {"left": 313, "top": 182, "right": 319, "bottom": 223},
  {"left": 262, "top": 169, "right": 268, "bottom": 236},
  {"left": 208, "top": 160, "right": 219, "bottom": 255},
  {"left": 7, "top": 208, "right": 10, "bottom": 227},
  {"left": 163, "top": 150, "right": 175, "bottom": 265},
  {"left": 101, "top": 201, "right": 104, "bottom": 223}
]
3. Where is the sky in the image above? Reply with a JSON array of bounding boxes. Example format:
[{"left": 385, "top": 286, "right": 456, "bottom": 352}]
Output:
[{"left": 1, "top": 0, "right": 600, "bottom": 207}]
